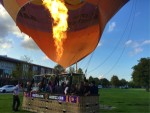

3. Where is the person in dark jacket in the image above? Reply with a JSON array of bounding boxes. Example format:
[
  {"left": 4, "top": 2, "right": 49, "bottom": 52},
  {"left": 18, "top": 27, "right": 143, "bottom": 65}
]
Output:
[
  {"left": 76, "top": 81, "right": 84, "bottom": 96},
  {"left": 84, "top": 80, "right": 91, "bottom": 96},
  {"left": 26, "top": 78, "right": 34, "bottom": 92},
  {"left": 90, "top": 80, "right": 98, "bottom": 95}
]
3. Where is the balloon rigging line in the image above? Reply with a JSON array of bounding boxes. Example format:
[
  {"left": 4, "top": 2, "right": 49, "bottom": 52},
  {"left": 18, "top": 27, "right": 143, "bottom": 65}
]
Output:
[
  {"left": 88, "top": 0, "right": 135, "bottom": 75},
  {"left": 81, "top": 53, "right": 93, "bottom": 70},
  {"left": 84, "top": 51, "right": 95, "bottom": 73},
  {"left": 82, "top": 6, "right": 99, "bottom": 73},
  {"left": 78, "top": 58, "right": 85, "bottom": 68},
  {"left": 99, "top": 0, "right": 137, "bottom": 77},
  {"left": 68, "top": 47, "right": 85, "bottom": 69}
]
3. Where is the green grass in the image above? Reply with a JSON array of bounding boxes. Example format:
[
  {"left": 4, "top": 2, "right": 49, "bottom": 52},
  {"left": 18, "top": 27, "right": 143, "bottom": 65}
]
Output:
[
  {"left": 100, "top": 88, "right": 150, "bottom": 113},
  {"left": 0, "top": 88, "right": 149, "bottom": 113},
  {"left": 0, "top": 93, "right": 31, "bottom": 113}
]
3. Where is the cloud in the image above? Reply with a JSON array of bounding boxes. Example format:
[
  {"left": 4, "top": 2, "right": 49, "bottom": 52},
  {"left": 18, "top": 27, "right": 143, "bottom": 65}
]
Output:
[
  {"left": 134, "top": 48, "right": 143, "bottom": 53},
  {"left": 142, "top": 40, "right": 150, "bottom": 45},
  {"left": 0, "top": 40, "right": 12, "bottom": 49},
  {"left": 129, "top": 47, "right": 143, "bottom": 56},
  {"left": 125, "top": 40, "right": 140, "bottom": 48},
  {"left": 42, "top": 56, "right": 49, "bottom": 61},
  {"left": 0, "top": 5, "right": 39, "bottom": 51},
  {"left": 125, "top": 40, "right": 132, "bottom": 46},
  {"left": 0, "top": 50, "right": 7, "bottom": 55},
  {"left": 97, "top": 42, "right": 102, "bottom": 47},
  {"left": 98, "top": 75, "right": 104, "bottom": 79},
  {"left": 0, "top": 5, "right": 18, "bottom": 38},
  {"left": 108, "top": 22, "right": 116, "bottom": 32},
  {"left": 21, "top": 36, "right": 39, "bottom": 50},
  {"left": 135, "top": 12, "right": 141, "bottom": 17},
  {"left": 0, "top": 38, "right": 13, "bottom": 54},
  {"left": 125, "top": 39, "right": 150, "bottom": 56}
]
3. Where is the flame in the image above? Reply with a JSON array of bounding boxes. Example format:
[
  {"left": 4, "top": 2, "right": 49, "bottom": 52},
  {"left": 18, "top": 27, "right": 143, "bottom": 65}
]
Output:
[{"left": 42, "top": 0, "right": 68, "bottom": 61}]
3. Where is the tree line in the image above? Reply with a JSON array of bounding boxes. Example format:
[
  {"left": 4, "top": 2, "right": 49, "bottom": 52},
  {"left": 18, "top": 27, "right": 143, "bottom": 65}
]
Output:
[{"left": 54, "top": 57, "right": 150, "bottom": 91}]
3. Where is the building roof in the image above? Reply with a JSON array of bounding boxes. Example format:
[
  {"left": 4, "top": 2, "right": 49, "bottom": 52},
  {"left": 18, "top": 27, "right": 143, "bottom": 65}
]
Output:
[{"left": 0, "top": 55, "right": 53, "bottom": 69}]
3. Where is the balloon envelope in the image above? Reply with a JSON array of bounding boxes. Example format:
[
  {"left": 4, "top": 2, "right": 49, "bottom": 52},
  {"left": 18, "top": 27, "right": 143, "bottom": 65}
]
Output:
[{"left": 0, "top": 0, "right": 128, "bottom": 68}]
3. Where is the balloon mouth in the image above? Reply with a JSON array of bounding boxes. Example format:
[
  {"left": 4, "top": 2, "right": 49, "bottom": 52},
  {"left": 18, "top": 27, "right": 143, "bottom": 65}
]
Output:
[
  {"left": 65, "top": 2, "right": 85, "bottom": 10},
  {"left": 64, "top": 0, "right": 86, "bottom": 10},
  {"left": 30, "top": 0, "right": 86, "bottom": 10},
  {"left": 65, "top": 0, "right": 85, "bottom": 5}
]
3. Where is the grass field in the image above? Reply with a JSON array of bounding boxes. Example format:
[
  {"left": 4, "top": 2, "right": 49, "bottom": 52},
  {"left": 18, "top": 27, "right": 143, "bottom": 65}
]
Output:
[
  {"left": 100, "top": 88, "right": 150, "bottom": 113},
  {"left": 0, "top": 94, "right": 28, "bottom": 113},
  {"left": 0, "top": 88, "right": 149, "bottom": 113}
]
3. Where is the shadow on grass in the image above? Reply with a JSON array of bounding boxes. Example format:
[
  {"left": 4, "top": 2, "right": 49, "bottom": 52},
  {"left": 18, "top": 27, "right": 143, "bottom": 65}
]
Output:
[
  {"left": 127, "top": 103, "right": 149, "bottom": 106},
  {"left": 115, "top": 101, "right": 125, "bottom": 103},
  {"left": 11, "top": 110, "right": 33, "bottom": 113}
]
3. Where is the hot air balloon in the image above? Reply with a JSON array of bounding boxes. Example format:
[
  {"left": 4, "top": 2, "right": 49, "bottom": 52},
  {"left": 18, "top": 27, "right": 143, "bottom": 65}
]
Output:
[{"left": 0, "top": 0, "right": 128, "bottom": 68}]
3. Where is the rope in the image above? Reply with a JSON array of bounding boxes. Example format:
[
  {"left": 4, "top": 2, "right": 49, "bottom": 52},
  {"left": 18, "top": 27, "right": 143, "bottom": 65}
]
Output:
[
  {"left": 102, "top": 0, "right": 137, "bottom": 77},
  {"left": 88, "top": 0, "right": 136, "bottom": 75}
]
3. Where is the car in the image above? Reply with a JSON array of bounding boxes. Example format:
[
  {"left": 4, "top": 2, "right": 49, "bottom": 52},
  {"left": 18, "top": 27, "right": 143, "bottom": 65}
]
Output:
[
  {"left": 98, "top": 85, "right": 102, "bottom": 89},
  {"left": 31, "top": 86, "right": 39, "bottom": 92},
  {"left": 0, "top": 85, "right": 16, "bottom": 93}
]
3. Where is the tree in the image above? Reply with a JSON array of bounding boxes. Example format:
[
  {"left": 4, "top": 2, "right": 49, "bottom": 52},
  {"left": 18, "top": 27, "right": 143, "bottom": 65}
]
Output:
[
  {"left": 12, "top": 63, "right": 23, "bottom": 80},
  {"left": 99, "top": 78, "right": 110, "bottom": 88},
  {"left": 54, "top": 64, "right": 65, "bottom": 74},
  {"left": 120, "top": 79, "right": 127, "bottom": 86},
  {"left": 132, "top": 58, "right": 150, "bottom": 91},
  {"left": 111, "top": 75, "right": 120, "bottom": 87},
  {"left": 89, "top": 76, "right": 94, "bottom": 83},
  {"left": 20, "top": 55, "right": 33, "bottom": 63},
  {"left": 87, "top": 76, "right": 100, "bottom": 85},
  {"left": 128, "top": 80, "right": 135, "bottom": 88},
  {"left": 77, "top": 68, "right": 84, "bottom": 74},
  {"left": 93, "top": 77, "right": 100, "bottom": 86},
  {"left": 26, "top": 65, "right": 33, "bottom": 79},
  {"left": 68, "top": 67, "right": 75, "bottom": 73},
  {"left": 20, "top": 55, "right": 34, "bottom": 80}
]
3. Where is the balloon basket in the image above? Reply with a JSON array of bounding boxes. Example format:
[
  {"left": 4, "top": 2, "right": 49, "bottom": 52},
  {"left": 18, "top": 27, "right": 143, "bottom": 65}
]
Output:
[{"left": 22, "top": 92, "right": 99, "bottom": 113}]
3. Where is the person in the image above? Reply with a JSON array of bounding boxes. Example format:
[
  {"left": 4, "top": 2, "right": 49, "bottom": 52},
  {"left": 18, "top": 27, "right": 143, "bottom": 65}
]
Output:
[
  {"left": 64, "top": 82, "right": 70, "bottom": 95},
  {"left": 12, "top": 82, "right": 21, "bottom": 112},
  {"left": 70, "top": 83, "right": 77, "bottom": 95},
  {"left": 90, "top": 80, "right": 98, "bottom": 95},
  {"left": 76, "top": 81, "right": 84, "bottom": 96},
  {"left": 33, "top": 75, "right": 46, "bottom": 93},
  {"left": 60, "top": 82, "right": 65, "bottom": 94},
  {"left": 83, "top": 80, "right": 91, "bottom": 96},
  {"left": 45, "top": 81, "right": 53, "bottom": 93},
  {"left": 53, "top": 75, "right": 59, "bottom": 93},
  {"left": 26, "top": 78, "right": 34, "bottom": 92}
]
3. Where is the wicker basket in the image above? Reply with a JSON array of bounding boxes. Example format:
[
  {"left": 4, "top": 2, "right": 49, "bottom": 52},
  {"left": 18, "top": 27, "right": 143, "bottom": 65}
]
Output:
[{"left": 22, "top": 93, "right": 99, "bottom": 113}]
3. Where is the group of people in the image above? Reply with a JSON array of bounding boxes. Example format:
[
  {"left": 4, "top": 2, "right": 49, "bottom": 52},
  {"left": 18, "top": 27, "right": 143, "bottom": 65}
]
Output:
[
  {"left": 25, "top": 75, "right": 98, "bottom": 96},
  {"left": 65, "top": 80, "right": 99, "bottom": 96}
]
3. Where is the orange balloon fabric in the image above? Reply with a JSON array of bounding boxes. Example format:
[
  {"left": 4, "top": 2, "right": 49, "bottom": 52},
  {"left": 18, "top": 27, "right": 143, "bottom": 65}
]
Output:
[{"left": 0, "top": 0, "right": 128, "bottom": 68}]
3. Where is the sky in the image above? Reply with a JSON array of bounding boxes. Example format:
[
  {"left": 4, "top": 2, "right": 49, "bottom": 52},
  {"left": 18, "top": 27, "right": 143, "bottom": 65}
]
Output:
[{"left": 0, "top": 0, "right": 149, "bottom": 81}]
